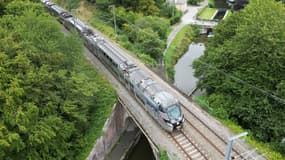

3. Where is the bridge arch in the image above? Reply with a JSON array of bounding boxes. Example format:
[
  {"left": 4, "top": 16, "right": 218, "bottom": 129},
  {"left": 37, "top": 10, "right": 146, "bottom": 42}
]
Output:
[{"left": 124, "top": 116, "right": 137, "bottom": 132}]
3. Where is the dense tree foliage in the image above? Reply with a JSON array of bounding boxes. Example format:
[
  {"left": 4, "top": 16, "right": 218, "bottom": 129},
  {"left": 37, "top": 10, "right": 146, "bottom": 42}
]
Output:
[
  {"left": 92, "top": 0, "right": 174, "bottom": 62},
  {"left": 83, "top": 0, "right": 181, "bottom": 63},
  {"left": 0, "top": 1, "right": 116, "bottom": 159},
  {"left": 193, "top": 0, "right": 285, "bottom": 154},
  {"left": 187, "top": 0, "right": 203, "bottom": 5}
]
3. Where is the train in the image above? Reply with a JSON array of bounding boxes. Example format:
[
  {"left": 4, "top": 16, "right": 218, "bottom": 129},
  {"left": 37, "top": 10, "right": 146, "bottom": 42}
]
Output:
[{"left": 40, "top": 0, "right": 184, "bottom": 132}]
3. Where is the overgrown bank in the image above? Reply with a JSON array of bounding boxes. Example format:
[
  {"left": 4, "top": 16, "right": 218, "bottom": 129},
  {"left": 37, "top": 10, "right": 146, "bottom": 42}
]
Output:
[{"left": 0, "top": 1, "right": 116, "bottom": 159}]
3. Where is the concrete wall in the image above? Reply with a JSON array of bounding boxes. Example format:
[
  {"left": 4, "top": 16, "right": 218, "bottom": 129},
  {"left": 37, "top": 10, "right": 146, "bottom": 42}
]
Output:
[
  {"left": 87, "top": 101, "right": 160, "bottom": 160},
  {"left": 87, "top": 102, "right": 129, "bottom": 160}
]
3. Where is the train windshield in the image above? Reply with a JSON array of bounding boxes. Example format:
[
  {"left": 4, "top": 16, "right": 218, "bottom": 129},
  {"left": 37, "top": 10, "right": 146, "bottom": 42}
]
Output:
[{"left": 167, "top": 104, "right": 181, "bottom": 120}]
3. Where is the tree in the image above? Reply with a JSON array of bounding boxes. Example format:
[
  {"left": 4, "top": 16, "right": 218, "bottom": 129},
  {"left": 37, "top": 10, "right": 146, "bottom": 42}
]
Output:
[
  {"left": 112, "top": 0, "right": 159, "bottom": 15},
  {"left": 193, "top": 0, "right": 285, "bottom": 154},
  {"left": 135, "top": 16, "right": 170, "bottom": 40},
  {"left": 134, "top": 28, "right": 165, "bottom": 60},
  {"left": 187, "top": 0, "right": 203, "bottom": 5},
  {"left": 0, "top": 1, "right": 115, "bottom": 159}
]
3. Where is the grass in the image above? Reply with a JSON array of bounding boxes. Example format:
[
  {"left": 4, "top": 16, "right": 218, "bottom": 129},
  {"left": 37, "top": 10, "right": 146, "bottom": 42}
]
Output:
[
  {"left": 223, "top": 10, "right": 233, "bottom": 19},
  {"left": 197, "top": 8, "right": 217, "bottom": 20},
  {"left": 192, "top": 95, "right": 284, "bottom": 160},
  {"left": 208, "top": 0, "right": 215, "bottom": 8},
  {"left": 159, "top": 148, "right": 169, "bottom": 160},
  {"left": 164, "top": 25, "right": 199, "bottom": 80}
]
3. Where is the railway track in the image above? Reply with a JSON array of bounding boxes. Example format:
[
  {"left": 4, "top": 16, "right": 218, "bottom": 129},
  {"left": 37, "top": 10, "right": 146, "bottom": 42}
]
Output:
[
  {"left": 181, "top": 103, "right": 246, "bottom": 160},
  {"left": 169, "top": 130, "right": 209, "bottom": 160}
]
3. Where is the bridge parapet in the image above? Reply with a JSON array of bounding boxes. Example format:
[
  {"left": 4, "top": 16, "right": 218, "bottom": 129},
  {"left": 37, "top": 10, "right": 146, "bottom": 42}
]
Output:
[{"left": 87, "top": 102, "right": 128, "bottom": 160}]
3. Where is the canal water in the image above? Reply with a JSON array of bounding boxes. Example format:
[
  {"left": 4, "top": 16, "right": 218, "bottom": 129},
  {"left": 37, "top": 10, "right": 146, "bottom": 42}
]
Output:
[
  {"left": 214, "top": 0, "right": 230, "bottom": 9},
  {"left": 174, "top": 43, "right": 205, "bottom": 95},
  {"left": 127, "top": 134, "right": 155, "bottom": 160}
]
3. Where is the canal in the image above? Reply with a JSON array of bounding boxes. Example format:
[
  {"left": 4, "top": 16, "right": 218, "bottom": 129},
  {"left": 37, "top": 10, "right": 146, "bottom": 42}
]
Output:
[
  {"left": 127, "top": 134, "right": 155, "bottom": 160},
  {"left": 214, "top": 0, "right": 230, "bottom": 9},
  {"left": 174, "top": 43, "right": 205, "bottom": 95}
]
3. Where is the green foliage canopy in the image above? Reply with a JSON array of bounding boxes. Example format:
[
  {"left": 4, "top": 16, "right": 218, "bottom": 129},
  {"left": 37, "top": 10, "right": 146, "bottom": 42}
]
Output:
[
  {"left": 193, "top": 0, "right": 285, "bottom": 154},
  {"left": 0, "top": 1, "right": 116, "bottom": 159}
]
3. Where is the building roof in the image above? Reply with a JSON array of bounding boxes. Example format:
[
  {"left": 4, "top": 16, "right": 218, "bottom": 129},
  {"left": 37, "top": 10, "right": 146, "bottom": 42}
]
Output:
[
  {"left": 175, "top": 0, "right": 187, "bottom": 4},
  {"left": 167, "top": 0, "right": 187, "bottom": 4}
]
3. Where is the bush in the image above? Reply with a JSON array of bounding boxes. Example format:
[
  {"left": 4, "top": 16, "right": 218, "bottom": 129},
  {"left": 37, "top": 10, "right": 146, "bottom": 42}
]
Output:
[
  {"left": 159, "top": 149, "right": 169, "bottom": 160},
  {"left": 170, "top": 10, "right": 182, "bottom": 25},
  {"left": 208, "top": 0, "right": 215, "bottom": 8},
  {"left": 187, "top": 0, "right": 203, "bottom": 5},
  {"left": 193, "top": 95, "right": 285, "bottom": 160}
]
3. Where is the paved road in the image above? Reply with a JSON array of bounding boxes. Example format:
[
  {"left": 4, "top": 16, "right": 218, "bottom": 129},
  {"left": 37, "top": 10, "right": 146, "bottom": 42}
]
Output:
[
  {"left": 166, "top": 0, "right": 216, "bottom": 47},
  {"left": 161, "top": 0, "right": 217, "bottom": 75}
]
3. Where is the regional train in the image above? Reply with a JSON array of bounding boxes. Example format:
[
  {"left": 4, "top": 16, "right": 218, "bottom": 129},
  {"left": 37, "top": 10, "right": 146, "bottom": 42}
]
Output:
[{"left": 40, "top": 0, "right": 184, "bottom": 132}]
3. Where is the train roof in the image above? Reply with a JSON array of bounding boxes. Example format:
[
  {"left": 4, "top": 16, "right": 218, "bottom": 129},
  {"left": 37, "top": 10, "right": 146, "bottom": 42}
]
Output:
[
  {"left": 65, "top": 17, "right": 88, "bottom": 33},
  {"left": 129, "top": 69, "right": 148, "bottom": 84},
  {"left": 41, "top": 0, "right": 49, "bottom": 3},
  {"left": 98, "top": 41, "right": 129, "bottom": 66},
  {"left": 45, "top": 1, "right": 54, "bottom": 6},
  {"left": 50, "top": 5, "right": 65, "bottom": 14},
  {"left": 153, "top": 91, "right": 177, "bottom": 109},
  {"left": 129, "top": 69, "right": 177, "bottom": 108}
]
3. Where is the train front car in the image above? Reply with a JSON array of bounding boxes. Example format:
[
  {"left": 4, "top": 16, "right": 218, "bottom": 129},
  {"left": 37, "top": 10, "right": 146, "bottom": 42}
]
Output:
[
  {"left": 127, "top": 68, "right": 184, "bottom": 132},
  {"left": 154, "top": 91, "right": 184, "bottom": 132}
]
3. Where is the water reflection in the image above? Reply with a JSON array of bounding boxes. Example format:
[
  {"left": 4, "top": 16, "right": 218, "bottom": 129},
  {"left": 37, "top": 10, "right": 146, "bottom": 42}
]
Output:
[{"left": 174, "top": 43, "right": 205, "bottom": 95}]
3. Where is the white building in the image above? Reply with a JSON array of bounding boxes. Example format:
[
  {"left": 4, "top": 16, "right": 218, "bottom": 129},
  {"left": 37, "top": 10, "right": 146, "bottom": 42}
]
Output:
[{"left": 168, "top": 0, "right": 187, "bottom": 12}]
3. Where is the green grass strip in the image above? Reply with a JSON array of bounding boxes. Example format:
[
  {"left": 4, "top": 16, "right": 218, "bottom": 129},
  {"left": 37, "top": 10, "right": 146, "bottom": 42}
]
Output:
[
  {"left": 223, "top": 10, "right": 232, "bottom": 19},
  {"left": 198, "top": 8, "right": 217, "bottom": 20},
  {"left": 159, "top": 148, "right": 170, "bottom": 160}
]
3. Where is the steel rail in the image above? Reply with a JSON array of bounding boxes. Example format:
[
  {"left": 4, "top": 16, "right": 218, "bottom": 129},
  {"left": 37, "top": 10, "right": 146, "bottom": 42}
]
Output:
[
  {"left": 181, "top": 103, "right": 243, "bottom": 159},
  {"left": 169, "top": 130, "right": 209, "bottom": 160}
]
